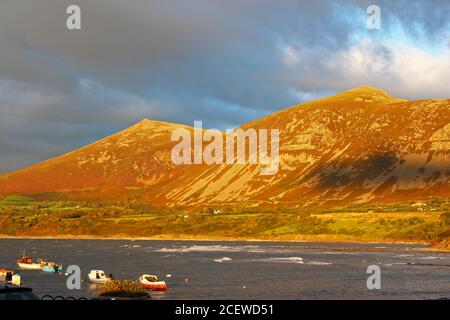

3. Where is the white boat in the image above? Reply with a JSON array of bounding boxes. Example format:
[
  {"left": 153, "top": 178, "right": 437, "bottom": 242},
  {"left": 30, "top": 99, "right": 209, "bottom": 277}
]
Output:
[
  {"left": 17, "top": 256, "right": 41, "bottom": 270},
  {"left": 88, "top": 270, "right": 110, "bottom": 284},
  {"left": 138, "top": 274, "right": 168, "bottom": 291}
]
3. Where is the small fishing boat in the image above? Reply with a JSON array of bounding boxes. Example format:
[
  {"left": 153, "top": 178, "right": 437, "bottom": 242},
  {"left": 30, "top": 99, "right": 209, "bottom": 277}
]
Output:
[
  {"left": 16, "top": 256, "right": 41, "bottom": 270},
  {"left": 88, "top": 270, "right": 111, "bottom": 284},
  {"left": 40, "top": 260, "right": 62, "bottom": 273},
  {"left": 138, "top": 274, "right": 167, "bottom": 291}
]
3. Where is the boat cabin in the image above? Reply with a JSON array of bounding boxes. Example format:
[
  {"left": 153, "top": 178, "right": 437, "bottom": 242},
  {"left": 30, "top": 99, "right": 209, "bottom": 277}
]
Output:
[
  {"left": 144, "top": 275, "right": 158, "bottom": 282},
  {"left": 0, "top": 269, "right": 14, "bottom": 282},
  {"left": 91, "top": 270, "right": 106, "bottom": 279},
  {"left": 17, "top": 257, "right": 33, "bottom": 264}
]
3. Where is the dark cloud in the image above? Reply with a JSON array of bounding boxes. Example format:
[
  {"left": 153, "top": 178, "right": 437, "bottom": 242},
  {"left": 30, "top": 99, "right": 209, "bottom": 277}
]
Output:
[{"left": 0, "top": 0, "right": 449, "bottom": 172}]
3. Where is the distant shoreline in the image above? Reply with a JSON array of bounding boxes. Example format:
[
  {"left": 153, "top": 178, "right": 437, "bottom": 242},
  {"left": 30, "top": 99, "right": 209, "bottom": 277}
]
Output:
[{"left": 1, "top": 234, "right": 448, "bottom": 253}]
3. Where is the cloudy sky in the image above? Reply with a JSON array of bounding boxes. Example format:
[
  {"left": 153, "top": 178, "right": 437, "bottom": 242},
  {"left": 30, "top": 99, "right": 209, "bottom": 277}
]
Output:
[{"left": 0, "top": 0, "right": 450, "bottom": 173}]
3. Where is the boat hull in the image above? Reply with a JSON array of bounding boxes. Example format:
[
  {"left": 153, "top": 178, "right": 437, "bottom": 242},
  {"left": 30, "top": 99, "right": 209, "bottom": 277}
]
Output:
[
  {"left": 139, "top": 281, "right": 168, "bottom": 291},
  {"left": 88, "top": 277, "right": 109, "bottom": 284},
  {"left": 41, "top": 266, "right": 62, "bottom": 273},
  {"left": 17, "top": 262, "right": 41, "bottom": 270}
]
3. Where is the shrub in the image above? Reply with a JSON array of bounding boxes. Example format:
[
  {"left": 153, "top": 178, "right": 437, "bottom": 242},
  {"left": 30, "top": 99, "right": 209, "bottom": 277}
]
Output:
[{"left": 99, "top": 280, "right": 148, "bottom": 298}]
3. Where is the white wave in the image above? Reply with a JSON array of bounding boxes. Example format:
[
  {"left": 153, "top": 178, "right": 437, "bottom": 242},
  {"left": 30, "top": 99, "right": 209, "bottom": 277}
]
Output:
[
  {"left": 421, "top": 256, "right": 438, "bottom": 260},
  {"left": 250, "top": 257, "right": 304, "bottom": 264},
  {"left": 213, "top": 257, "right": 232, "bottom": 263},
  {"left": 121, "top": 244, "right": 142, "bottom": 248},
  {"left": 306, "top": 261, "right": 333, "bottom": 265},
  {"left": 322, "top": 251, "right": 358, "bottom": 255},
  {"left": 384, "top": 262, "right": 407, "bottom": 266},
  {"left": 156, "top": 245, "right": 265, "bottom": 253}
]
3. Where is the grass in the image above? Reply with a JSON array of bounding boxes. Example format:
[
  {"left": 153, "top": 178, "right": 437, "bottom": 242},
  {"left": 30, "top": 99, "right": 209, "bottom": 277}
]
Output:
[
  {"left": 0, "top": 196, "right": 449, "bottom": 249},
  {"left": 0, "top": 195, "right": 34, "bottom": 206},
  {"left": 99, "top": 280, "right": 148, "bottom": 298}
]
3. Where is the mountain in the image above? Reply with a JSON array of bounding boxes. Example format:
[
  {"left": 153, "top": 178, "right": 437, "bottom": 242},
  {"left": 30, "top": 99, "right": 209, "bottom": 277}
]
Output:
[
  {"left": 1, "top": 86, "right": 450, "bottom": 208},
  {"left": 0, "top": 119, "right": 195, "bottom": 202}
]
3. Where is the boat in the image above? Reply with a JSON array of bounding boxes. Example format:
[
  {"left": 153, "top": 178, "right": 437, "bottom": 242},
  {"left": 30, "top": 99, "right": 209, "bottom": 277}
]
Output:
[
  {"left": 40, "top": 260, "right": 63, "bottom": 273},
  {"left": 16, "top": 256, "right": 41, "bottom": 270},
  {"left": 88, "top": 270, "right": 111, "bottom": 284},
  {"left": 138, "top": 274, "right": 168, "bottom": 291}
]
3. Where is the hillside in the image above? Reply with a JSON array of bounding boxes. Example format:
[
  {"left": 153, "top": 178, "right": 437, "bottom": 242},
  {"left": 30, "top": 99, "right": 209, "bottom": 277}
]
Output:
[
  {"left": 1, "top": 86, "right": 450, "bottom": 208},
  {"left": 0, "top": 119, "right": 195, "bottom": 202}
]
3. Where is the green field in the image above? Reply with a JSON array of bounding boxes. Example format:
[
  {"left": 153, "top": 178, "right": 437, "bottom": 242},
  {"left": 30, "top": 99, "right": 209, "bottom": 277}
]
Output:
[{"left": 0, "top": 195, "right": 449, "bottom": 249}]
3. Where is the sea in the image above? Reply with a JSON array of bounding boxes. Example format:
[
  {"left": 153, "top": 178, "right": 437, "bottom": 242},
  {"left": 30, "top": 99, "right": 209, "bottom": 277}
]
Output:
[{"left": 1, "top": 239, "right": 449, "bottom": 300}]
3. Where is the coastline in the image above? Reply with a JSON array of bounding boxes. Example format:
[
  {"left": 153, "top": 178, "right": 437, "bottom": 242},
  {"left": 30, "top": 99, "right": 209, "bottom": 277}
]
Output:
[{"left": 1, "top": 233, "right": 448, "bottom": 253}]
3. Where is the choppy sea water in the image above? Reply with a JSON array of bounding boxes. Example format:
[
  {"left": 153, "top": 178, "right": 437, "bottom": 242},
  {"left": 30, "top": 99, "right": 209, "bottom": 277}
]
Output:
[{"left": 0, "top": 239, "right": 449, "bottom": 299}]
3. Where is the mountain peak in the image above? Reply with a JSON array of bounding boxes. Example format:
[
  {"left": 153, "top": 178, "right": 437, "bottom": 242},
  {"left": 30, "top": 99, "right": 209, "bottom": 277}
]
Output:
[
  {"left": 132, "top": 118, "right": 192, "bottom": 131},
  {"left": 330, "top": 86, "right": 406, "bottom": 104},
  {"left": 345, "top": 85, "right": 386, "bottom": 93}
]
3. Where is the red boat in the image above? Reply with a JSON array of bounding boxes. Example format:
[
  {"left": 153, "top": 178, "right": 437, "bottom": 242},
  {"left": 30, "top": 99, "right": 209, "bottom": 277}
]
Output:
[
  {"left": 138, "top": 274, "right": 168, "bottom": 291},
  {"left": 17, "top": 256, "right": 41, "bottom": 270}
]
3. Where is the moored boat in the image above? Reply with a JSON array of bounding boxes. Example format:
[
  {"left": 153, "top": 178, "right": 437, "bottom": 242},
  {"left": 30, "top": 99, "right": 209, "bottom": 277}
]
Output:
[
  {"left": 40, "top": 260, "right": 63, "bottom": 273},
  {"left": 88, "top": 270, "right": 111, "bottom": 284},
  {"left": 17, "top": 256, "right": 41, "bottom": 270},
  {"left": 138, "top": 274, "right": 167, "bottom": 291}
]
